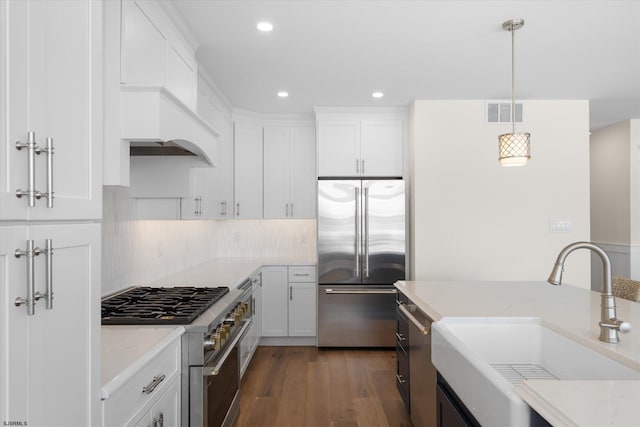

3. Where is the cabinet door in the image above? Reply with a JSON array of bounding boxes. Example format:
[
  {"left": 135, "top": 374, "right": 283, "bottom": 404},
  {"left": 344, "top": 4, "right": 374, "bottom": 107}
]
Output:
[
  {"left": 234, "top": 122, "right": 263, "bottom": 218},
  {"left": 263, "top": 127, "right": 291, "bottom": 219},
  {"left": 260, "top": 267, "right": 288, "bottom": 336},
  {"left": 206, "top": 116, "right": 235, "bottom": 219},
  {"left": 150, "top": 378, "right": 180, "bottom": 427},
  {"left": 121, "top": 0, "right": 165, "bottom": 86},
  {"left": 181, "top": 167, "right": 206, "bottom": 220},
  {"left": 317, "top": 121, "right": 360, "bottom": 177},
  {"left": 0, "top": 0, "right": 102, "bottom": 220},
  {"left": 360, "top": 120, "right": 403, "bottom": 177},
  {"left": 289, "top": 127, "right": 316, "bottom": 218},
  {"left": 288, "top": 282, "right": 317, "bottom": 337},
  {"left": 0, "top": 223, "right": 101, "bottom": 427}
]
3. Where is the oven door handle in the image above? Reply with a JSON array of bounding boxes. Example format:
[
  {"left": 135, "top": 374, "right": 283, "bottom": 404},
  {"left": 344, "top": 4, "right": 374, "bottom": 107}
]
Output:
[{"left": 203, "top": 319, "right": 252, "bottom": 376}]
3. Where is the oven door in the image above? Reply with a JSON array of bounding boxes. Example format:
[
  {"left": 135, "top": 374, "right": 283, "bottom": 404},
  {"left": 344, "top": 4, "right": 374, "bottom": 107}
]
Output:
[{"left": 190, "top": 319, "right": 251, "bottom": 427}]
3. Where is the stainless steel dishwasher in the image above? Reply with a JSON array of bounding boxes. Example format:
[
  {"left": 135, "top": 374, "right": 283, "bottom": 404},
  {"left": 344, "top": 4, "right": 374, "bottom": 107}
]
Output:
[{"left": 397, "top": 294, "right": 436, "bottom": 426}]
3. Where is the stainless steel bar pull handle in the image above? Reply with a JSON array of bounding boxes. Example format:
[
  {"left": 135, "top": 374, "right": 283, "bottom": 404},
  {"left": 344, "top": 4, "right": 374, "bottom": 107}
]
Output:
[
  {"left": 204, "top": 319, "right": 252, "bottom": 376},
  {"left": 364, "top": 186, "right": 370, "bottom": 277},
  {"left": 397, "top": 302, "right": 430, "bottom": 335},
  {"left": 15, "top": 131, "right": 37, "bottom": 207},
  {"left": 361, "top": 159, "right": 365, "bottom": 174},
  {"left": 15, "top": 132, "right": 54, "bottom": 208},
  {"left": 354, "top": 187, "right": 360, "bottom": 277},
  {"left": 355, "top": 159, "right": 360, "bottom": 174},
  {"left": 42, "top": 137, "right": 54, "bottom": 208},
  {"left": 289, "top": 285, "right": 293, "bottom": 301},
  {"left": 290, "top": 203, "right": 294, "bottom": 217},
  {"left": 285, "top": 203, "right": 289, "bottom": 217},
  {"left": 142, "top": 374, "right": 165, "bottom": 394},
  {"left": 14, "top": 240, "right": 38, "bottom": 315},
  {"left": 236, "top": 202, "right": 240, "bottom": 217},
  {"left": 325, "top": 288, "right": 397, "bottom": 295},
  {"left": 221, "top": 201, "right": 226, "bottom": 216},
  {"left": 43, "top": 239, "right": 53, "bottom": 309}
]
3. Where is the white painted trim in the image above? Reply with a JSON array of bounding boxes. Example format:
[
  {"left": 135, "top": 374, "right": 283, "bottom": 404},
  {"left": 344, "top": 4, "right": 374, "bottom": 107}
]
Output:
[
  {"left": 197, "top": 68, "right": 233, "bottom": 115},
  {"left": 232, "top": 108, "right": 315, "bottom": 124}
]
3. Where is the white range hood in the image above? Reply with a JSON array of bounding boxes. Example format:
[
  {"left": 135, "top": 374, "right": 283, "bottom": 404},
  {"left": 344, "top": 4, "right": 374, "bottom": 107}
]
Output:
[{"left": 121, "top": 86, "right": 220, "bottom": 165}]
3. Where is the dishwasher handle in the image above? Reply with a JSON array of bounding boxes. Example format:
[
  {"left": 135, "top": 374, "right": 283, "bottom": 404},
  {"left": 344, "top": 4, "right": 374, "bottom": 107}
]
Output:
[
  {"left": 324, "top": 288, "right": 397, "bottom": 295},
  {"left": 397, "top": 301, "right": 430, "bottom": 335}
]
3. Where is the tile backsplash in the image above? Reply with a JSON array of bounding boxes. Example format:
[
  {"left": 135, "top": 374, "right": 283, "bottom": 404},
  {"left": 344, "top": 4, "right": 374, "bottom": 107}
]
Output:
[{"left": 102, "top": 186, "right": 316, "bottom": 296}]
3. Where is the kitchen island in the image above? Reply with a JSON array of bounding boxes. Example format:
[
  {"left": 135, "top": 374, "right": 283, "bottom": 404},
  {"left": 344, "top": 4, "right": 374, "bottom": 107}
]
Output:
[{"left": 395, "top": 280, "right": 640, "bottom": 426}]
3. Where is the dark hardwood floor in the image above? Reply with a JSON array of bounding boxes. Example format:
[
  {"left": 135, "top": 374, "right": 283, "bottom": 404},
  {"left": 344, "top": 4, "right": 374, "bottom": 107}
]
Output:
[{"left": 237, "top": 346, "right": 413, "bottom": 427}]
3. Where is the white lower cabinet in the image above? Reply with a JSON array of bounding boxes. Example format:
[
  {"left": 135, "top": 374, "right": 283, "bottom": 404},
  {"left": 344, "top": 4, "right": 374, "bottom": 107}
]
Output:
[
  {"left": 130, "top": 378, "right": 180, "bottom": 427},
  {"left": 261, "top": 266, "right": 317, "bottom": 338},
  {"left": 102, "top": 337, "right": 181, "bottom": 427},
  {"left": 0, "top": 223, "right": 101, "bottom": 427}
]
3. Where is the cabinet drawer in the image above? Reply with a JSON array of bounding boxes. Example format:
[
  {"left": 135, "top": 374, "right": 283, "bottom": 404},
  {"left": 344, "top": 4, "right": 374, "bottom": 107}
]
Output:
[
  {"left": 103, "top": 339, "right": 180, "bottom": 427},
  {"left": 288, "top": 266, "right": 316, "bottom": 283}
]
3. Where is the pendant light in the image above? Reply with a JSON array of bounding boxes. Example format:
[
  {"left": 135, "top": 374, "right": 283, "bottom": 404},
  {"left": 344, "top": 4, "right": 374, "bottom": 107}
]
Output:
[{"left": 498, "top": 19, "right": 530, "bottom": 167}]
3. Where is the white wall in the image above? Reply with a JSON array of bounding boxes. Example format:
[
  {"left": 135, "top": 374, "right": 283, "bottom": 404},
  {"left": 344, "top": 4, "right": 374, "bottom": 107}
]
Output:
[
  {"left": 102, "top": 186, "right": 316, "bottom": 296},
  {"left": 410, "top": 100, "right": 591, "bottom": 288}
]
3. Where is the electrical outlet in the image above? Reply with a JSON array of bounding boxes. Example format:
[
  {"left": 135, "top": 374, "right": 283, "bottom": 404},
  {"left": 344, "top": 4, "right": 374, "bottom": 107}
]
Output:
[{"left": 549, "top": 220, "right": 572, "bottom": 233}]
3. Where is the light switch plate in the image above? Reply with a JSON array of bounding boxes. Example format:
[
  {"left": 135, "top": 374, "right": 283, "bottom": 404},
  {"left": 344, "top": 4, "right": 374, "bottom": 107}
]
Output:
[{"left": 549, "top": 220, "right": 572, "bottom": 233}]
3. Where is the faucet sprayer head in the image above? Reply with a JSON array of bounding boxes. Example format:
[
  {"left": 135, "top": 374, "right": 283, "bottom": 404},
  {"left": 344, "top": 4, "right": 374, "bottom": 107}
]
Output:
[{"left": 547, "top": 263, "right": 564, "bottom": 285}]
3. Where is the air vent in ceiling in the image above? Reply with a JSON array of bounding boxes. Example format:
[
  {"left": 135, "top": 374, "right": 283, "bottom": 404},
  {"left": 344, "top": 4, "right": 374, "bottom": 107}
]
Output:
[{"left": 487, "top": 101, "right": 523, "bottom": 124}]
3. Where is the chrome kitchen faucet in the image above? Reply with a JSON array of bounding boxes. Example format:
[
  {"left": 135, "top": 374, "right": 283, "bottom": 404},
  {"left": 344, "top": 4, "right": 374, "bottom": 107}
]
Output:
[{"left": 548, "top": 242, "right": 631, "bottom": 343}]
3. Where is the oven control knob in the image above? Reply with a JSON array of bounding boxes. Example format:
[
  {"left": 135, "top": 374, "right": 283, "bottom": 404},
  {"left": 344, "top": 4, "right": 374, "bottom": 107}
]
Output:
[
  {"left": 222, "top": 323, "right": 232, "bottom": 336},
  {"left": 204, "top": 332, "right": 222, "bottom": 351}
]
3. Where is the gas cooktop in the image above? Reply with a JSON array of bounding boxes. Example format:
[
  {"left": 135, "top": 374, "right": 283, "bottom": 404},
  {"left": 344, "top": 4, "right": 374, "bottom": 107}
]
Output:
[{"left": 101, "top": 286, "right": 230, "bottom": 325}]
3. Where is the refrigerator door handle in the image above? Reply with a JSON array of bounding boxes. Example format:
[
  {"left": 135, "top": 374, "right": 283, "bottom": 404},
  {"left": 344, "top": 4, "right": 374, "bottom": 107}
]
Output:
[
  {"left": 355, "top": 187, "right": 360, "bottom": 277},
  {"left": 324, "top": 288, "right": 398, "bottom": 295},
  {"left": 364, "top": 186, "right": 370, "bottom": 277}
]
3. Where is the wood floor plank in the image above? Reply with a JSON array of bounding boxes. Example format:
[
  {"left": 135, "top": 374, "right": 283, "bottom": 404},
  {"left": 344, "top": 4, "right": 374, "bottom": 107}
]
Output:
[{"left": 237, "top": 346, "right": 413, "bottom": 427}]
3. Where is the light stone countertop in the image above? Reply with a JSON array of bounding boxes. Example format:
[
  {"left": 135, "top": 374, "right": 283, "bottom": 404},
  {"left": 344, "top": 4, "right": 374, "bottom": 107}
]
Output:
[
  {"left": 395, "top": 280, "right": 640, "bottom": 426},
  {"left": 146, "top": 256, "right": 317, "bottom": 289},
  {"left": 102, "top": 256, "right": 317, "bottom": 400},
  {"left": 101, "top": 326, "right": 184, "bottom": 400}
]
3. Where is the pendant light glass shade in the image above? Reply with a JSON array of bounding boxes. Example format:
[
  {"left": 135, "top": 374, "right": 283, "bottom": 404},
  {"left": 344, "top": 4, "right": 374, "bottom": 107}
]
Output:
[{"left": 499, "top": 19, "right": 530, "bottom": 167}]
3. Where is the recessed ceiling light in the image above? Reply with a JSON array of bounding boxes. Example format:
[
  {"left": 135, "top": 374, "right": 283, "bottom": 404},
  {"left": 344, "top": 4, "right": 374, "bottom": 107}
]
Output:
[
  {"left": 372, "top": 92, "right": 384, "bottom": 98},
  {"left": 277, "top": 91, "right": 289, "bottom": 98},
  {"left": 257, "top": 22, "right": 273, "bottom": 32}
]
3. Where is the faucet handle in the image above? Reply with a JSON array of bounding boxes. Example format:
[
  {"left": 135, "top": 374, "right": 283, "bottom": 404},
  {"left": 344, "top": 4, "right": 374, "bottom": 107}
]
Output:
[
  {"left": 617, "top": 320, "right": 632, "bottom": 334},
  {"left": 600, "top": 318, "right": 631, "bottom": 343}
]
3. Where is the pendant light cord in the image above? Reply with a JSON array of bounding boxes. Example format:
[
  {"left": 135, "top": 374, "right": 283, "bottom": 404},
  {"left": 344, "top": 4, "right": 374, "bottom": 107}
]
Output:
[{"left": 511, "top": 25, "right": 516, "bottom": 135}]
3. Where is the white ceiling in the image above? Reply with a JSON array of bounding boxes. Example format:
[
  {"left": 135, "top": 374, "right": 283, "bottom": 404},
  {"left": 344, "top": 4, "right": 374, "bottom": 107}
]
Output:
[{"left": 171, "top": 0, "right": 640, "bottom": 130}]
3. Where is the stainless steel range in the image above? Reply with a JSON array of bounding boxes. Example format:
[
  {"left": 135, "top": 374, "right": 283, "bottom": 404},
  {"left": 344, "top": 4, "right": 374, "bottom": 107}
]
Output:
[{"left": 101, "top": 280, "right": 253, "bottom": 427}]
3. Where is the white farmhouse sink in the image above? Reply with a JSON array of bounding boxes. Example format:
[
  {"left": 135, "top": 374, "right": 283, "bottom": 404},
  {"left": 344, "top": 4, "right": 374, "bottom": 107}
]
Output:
[{"left": 431, "top": 317, "right": 640, "bottom": 426}]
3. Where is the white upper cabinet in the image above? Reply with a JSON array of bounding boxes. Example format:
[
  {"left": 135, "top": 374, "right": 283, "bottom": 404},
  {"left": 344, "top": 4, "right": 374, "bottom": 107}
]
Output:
[
  {"left": 234, "top": 122, "right": 263, "bottom": 219},
  {"left": 263, "top": 126, "right": 316, "bottom": 219},
  {"left": 316, "top": 112, "right": 405, "bottom": 178},
  {"left": 121, "top": 0, "right": 165, "bottom": 86},
  {"left": 360, "top": 120, "right": 403, "bottom": 177},
  {"left": 0, "top": 0, "right": 102, "bottom": 220},
  {"left": 317, "top": 121, "right": 360, "bottom": 177}
]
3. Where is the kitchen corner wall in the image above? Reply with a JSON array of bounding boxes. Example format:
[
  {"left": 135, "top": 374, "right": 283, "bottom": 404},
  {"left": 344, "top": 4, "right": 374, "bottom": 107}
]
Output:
[
  {"left": 590, "top": 119, "right": 640, "bottom": 287},
  {"left": 410, "top": 100, "right": 591, "bottom": 288},
  {"left": 102, "top": 186, "right": 316, "bottom": 296}
]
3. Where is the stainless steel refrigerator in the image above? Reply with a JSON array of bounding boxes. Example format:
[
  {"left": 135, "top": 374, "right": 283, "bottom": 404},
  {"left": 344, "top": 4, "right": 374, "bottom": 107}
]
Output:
[{"left": 317, "top": 179, "right": 405, "bottom": 347}]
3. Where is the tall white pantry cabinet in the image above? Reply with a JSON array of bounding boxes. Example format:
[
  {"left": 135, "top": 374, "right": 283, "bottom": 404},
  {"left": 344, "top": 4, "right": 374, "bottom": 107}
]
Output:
[{"left": 0, "top": 1, "right": 102, "bottom": 427}]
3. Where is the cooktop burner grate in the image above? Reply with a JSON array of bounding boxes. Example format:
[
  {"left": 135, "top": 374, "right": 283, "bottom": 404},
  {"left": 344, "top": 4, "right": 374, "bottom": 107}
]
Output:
[{"left": 101, "top": 286, "right": 229, "bottom": 325}]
